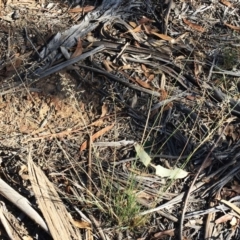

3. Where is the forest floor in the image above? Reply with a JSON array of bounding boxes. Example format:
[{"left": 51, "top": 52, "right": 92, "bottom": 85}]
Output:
[{"left": 0, "top": 0, "right": 240, "bottom": 239}]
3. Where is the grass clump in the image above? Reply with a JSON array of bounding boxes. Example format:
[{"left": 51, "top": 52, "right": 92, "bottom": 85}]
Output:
[
  {"left": 113, "top": 188, "right": 142, "bottom": 226},
  {"left": 100, "top": 173, "right": 147, "bottom": 229}
]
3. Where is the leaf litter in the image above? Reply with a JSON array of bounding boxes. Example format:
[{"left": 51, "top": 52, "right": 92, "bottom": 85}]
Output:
[{"left": 0, "top": 0, "right": 240, "bottom": 239}]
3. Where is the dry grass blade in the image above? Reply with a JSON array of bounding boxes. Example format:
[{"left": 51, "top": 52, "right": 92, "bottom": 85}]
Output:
[
  {"left": 88, "top": 214, "right": 111, "bottom": 240},
  {"left": 0, "top": 179, "right": 49, "bottom": 233},
  {"left": 204, "top": 199, "right": 217, "bottom": 239},
  {"left": 220, "top": 199, "right": 240, "bottom": 217},
  {"left": 138, "top": 181, "right": 205, "bottom": 216},
  {"left": 224, "top": 23, "right": 240, "bottom": 31},
  {"left": 182, "top": 18, "right": 205, "bottom": 32},
  {"left": 28, "top": 154, "right": 82, "bottom": 240},
  {"left": 93, "top": 140, "right": 134, "bottom": 147}
]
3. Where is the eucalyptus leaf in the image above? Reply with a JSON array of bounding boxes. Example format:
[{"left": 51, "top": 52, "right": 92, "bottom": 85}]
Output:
[
  {"left": 154, "top": 165, "right": 188, "bottom": 179},
  {"left": 134, "top": 143, "right": 151, "bottom": 167}
]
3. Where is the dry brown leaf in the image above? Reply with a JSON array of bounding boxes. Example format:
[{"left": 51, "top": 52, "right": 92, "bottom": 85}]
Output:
[
  {"left": 141, "top": 64, "right": 151, "bottom": 78},
  {"left": 224, "top": 22, "right": 240, "bottom": 31},
  {"left": 131, "top": 24, "right": 142, "bottom": 33},
  {"left": 163, "top": 102, "right": 173, "bottom": 111},
  {"left": 219, "top": 0, "right": 233, "bottom": 7},
  {"left": 143, "top": 71, "right": 149, "bottom": 78},
  {"left": 100, "top": 102, "right": 108, "bottom": 118},
  {"left": 91, "top": 103, "right": 109, "bottom": 127},
  {"left": 103, "top": 60, "right": 114, "bottom": 72},
  {"left": 129, "top": 21, "right": 137, "bottom": 28},
  {"left": 151, "top": 31, "right": 175, "bottom": 42},
  {"left": 153, "top": 229, "right": 175, "bottom": 239},
  {"left": 80, "top": 123, "right": 114, "bottom": 151},
  {"left": 141, "top": 64, "right": 147, "bottom": 72},
  {"left": 135, "top": 77, "right": 153, "bottom": 89},
  {"left": 72, "top": 220, "right": 91, "bottom": 229},
  {"left": 159, "top": 89, "right": 168, "bottom": 101},
  {"left": 68, "top": 5, "right": 95, "bottom": 13},
  {"left": 183, "top": 18, "right": 205, "bottom": 33},
  {"left": 215, "top": 214, "right": 232, "bottom": 224},
  {"left": 148, "top": 74, "right": 155, "bottom": 81},
  {"left": 118, "top": 64, "right": 132, "bottom": 70},
  {"left": 71, "top": 38, "right": 83, "bottom": 58},
  {"left": 122, "top": 24, "right": 142, "bottom": 36}
]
